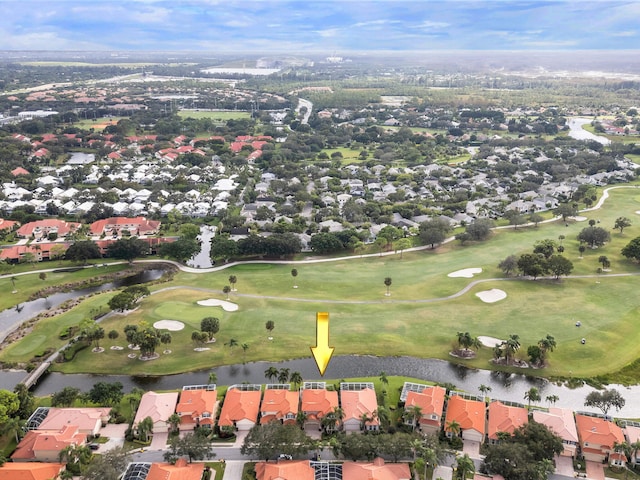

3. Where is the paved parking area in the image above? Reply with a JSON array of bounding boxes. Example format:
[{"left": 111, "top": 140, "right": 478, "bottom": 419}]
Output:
[
  {"left": 555, "top": 455, "right": 575, "bottom": 476},
  {"left": 96, "top": 423, "right": 128, "bottom": 452},
  {"left": 585, "top": 460, "right": 605, "bottom": 480}
]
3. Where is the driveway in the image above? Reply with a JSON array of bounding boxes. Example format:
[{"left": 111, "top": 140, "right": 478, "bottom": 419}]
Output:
[
  {"left": 97, "top": 423, "right": 128, "bottom": 452},
  {"left": 150, "top": 431, "right": 169, "bottom": 450},
  {"left": 585, "top": 461, "right": 605, "bottom": 480},
  {"left": 221, "top": 460, "right": 247, "bottom": 480},
  {"left": 555, "top": 455, "right": 574, "bottom": 476},
  {"left": 433, "top": 465, "right": 453, "bottom": 480},
  {"left": 462, "top": 439, "right": 481, "bottom": 459}
]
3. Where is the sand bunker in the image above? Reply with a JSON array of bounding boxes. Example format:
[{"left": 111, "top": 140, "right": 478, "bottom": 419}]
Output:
[
  {"left": 153, "top": 320, "right": 186, "bottom": 331},
  {"left": 478, "top": 336, "right": 505, "bottom": 348},
  {"left": 476, "top": 289, "right": 507, "bottom": 303},
  {"left": 574, "top": 216, "right": 588, "bottom": 221},
  {"left": 448, "top": 268, "right": 482, "bottom": 278},
  {"left": 197, "top": 299, "right": 239, "bottom": 312}
]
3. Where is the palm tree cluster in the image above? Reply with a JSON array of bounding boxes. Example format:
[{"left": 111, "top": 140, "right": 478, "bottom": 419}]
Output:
[
  {"left": 453, "top": 332, "right": 482, "bottom": 358},
  {"left": 264, "top": 367, "right": 303, "bottom": 389}
]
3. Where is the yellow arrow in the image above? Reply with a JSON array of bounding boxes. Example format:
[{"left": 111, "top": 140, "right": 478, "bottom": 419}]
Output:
[{"left": 310, "top": 312, "right": 334, "bottom": 376}]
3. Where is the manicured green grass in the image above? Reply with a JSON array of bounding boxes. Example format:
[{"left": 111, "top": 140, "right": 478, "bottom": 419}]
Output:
[
  {"left": 627, "top": 154, "right": 640, "bottom": 165},
  {"left": 72, "top": 117, "right": 127, "bottom": 129},
  {"left": 319, "top": 147, "right": 362, "bottom": 164},
  {"left": 177, "top": 110, "right": 251, "bottom": 121},
  {"left": 0, "top": 263, "right": 129, "bottom": 311},
  {"left": 7, "top": 187, "right": 640, "bottom": 381}
]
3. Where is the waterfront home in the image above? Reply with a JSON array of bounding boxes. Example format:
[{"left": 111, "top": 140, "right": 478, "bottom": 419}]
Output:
[
  {"left": 403, "top": 385, "right": 446, "bottom": 435},
  {"left": 486, "top": 401, "right": 528, "bottom": 444},
  {"left": 133, "top": 391, "right": 180, "bottom": 434},
  {"left": 532, "top": 407, "right": 579, "bottom": 457},
  {"left": 340, "top": 383, "right": 379, "bottom": 433},
  {"left": 260, "top": 385, "right": 299, "bottom": 426},
  {"left": 575, "top": 414, "right": 625, "bottom": 465},
  {"left": 175, "top": 385, "right": 218, "bottom": 431},
  {"left": 300, "top": 383, "right": 339, "bottom": 432},
  {"left": 444, "top": 394, "right": 486, "bottom": 443},
  {"left": 218, "top": 385, "right": 261, "bottom": 431}
]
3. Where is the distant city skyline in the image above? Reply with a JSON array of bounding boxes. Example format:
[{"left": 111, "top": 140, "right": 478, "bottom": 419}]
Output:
[{"left": 0, "top": 0, "right": 638, "bottom": 53}]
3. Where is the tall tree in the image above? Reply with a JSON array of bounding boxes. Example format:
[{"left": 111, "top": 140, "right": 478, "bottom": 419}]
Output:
[
  {"left": 200, "top": 317, "right": 220, "bottom": 341},
  {"left": 455, "top": 453, "right": 475, "bottom": 480},
  {"left": 524, "top": 387, "right": 541, "bottom": 408},
  {"left": 291, "top": 268, "right": 298, "bottom": 288},
  {"left": 107, "top": 237, "right": 148, "bottom": 263},
  {"left": 229, "top": 275, "right": 238, "bottom": 291},
  {"left": 384, "top": 277, "right": 392, "bottom": 296},
  {"left": 241, "top": 421, "right": 313, "bottom": 461},
  {"left": 584, "top": 389, "right": 626, "bottom": 416},
  {"left": 164, "top": 431, "right": 216, "bottom": 463},
  {"left": 614, "top": 216, "right": 631, "bottom": 234}
]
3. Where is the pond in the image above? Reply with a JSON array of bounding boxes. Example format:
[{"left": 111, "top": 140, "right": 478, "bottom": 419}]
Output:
[{"left": 4, "top": 355, "right": 640, "bottom": 417}]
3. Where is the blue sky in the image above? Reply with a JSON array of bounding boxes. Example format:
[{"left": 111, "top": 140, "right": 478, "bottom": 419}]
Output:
[{"left": 0, "top": 0, "right": 638, "bottom": 52}]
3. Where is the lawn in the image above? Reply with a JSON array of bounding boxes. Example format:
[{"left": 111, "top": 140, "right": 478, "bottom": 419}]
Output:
[
  {"left": 6, "top": 187, "right": 640, "bottom": 381},
  {"left": 0, "top": 263, "right": 129, "bottom": 312}
]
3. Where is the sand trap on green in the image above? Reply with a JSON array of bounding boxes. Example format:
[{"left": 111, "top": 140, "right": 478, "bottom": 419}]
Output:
[
  {"left": 476, "top": 289, "right": 507, "bottom": 303},
  {"left": 448, "top": 268, "right": 482, "bottom": 278},
  {"left": 153, "top": 320, "right": 186, "bottom": 331},
  {"left": 478, "top": 336, "right": 505, "bottom": 347},
  {"left": 196, "top": 299, "right": 239, "bottom": 311}
]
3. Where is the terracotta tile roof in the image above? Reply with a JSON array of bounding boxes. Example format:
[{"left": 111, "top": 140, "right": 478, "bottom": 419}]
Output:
[
  {"left": 12, "top": 425, "right": 85, "bottom": 460},
  {"left": 405, "top": 386, "right": 446, "bottom": 420},
  {"left": 487, "top": 401, "right": 528, "bottom": 440},
  {"left": 218, "top": 388, "right": 261, "bottom": 427},
  {"left": 38, "top": 407, "right": 111, "bottom": 434},
  {"left": 255, "top": 460, "right": 315, "bottom": 480},
  {"left": 0, "top": 218, "right": 18, "bottom": 231},
  {"left": 342, "top": 458, "right": 411, "bottom": 480},
  {"left": 0, "top": 462, "right": 65, "bottom": 480},
  {"left": 17, "top": 219, "right": 80, "bottom": 238},
  {"left": 176, "top": 389, "right": 218, "bottom": 427},
  {"left": 89, "top": 216, "right": 160, "bottom": 236},
  {"left": 134, "top": 391, "right": 179, "bottom": 426},
  {"left": 146, "top": 458, "right": 204, "bottom": 480},
  {"left": 260, "top": 389, "right": 299, "bottom": 424},
  {"left": 575, "top": 414, "right": 625, "bottom": 450},
  {"left": 532, "top": 407, "right": 579, "bottom": 444},
  {"left": 11, "top": 167, "right": 30, "bottom": 176},
  {"left": 341, "top": 388, "right": 380, "bottom": 426},
  {"left": 444, "top": 395, "right": 486, "bottom": 435},
  {"left": 301, "top": 388, "right": 339, "bottom": 420}
]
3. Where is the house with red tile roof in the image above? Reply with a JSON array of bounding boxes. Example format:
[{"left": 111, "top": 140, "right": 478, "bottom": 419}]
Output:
[
  {"left": 16, "top": 219, "right": 80, "bottom": 239},
  {"left": 532, "top": 407, "right": 579, "bottom": 457},
  {"left": 175, "top": 386, "right": 219, "bottom": 431},
  {"left": 487, "top": 401, "right": 528, "bottom": 443},
  {"left": 11, "top": 425, "right": 86, "bottom": 462},
  {"left": 31, "top": 148, "right": 50, "bottom": 158},
  {"left": 340, "top": 383, "right": 380, "bottom": 433},
  {"left": 218, "top": 385, "right": 261, "bottom": 431},
  {"left": 300, "top": 384, "right": 339, "bottom": 432},
  {"left": 624, "top": 424, "right": 640, "bottom": 465},
  {"left": 260, "top": 386, "right": 299, "bottom": 426},
  {"left": 89, "top": 216, "right": 160, "bottom": 237},
  {"left": 146, "top": 458, "right": 204, "bottom": 480},
  {"left": 404, "top": 385, "right": 446, "bottom": 434},
  {"left": 342, "top": 457, "right": 411, "bottom": 480},
  {"left": 0, "top": 462, "right": 65, "bottom": 480},
  {"left": 133, "top": 391, "right": 180, "bottom": 433},
  {"left": 11, "top": 167, "right": 30, "bottom": 176},
  {"left": 575, "top": 414, "right": 625, "bottom": 464},
  {"left": 0, "top": 218, "right": 18, "bottom": 231},
  {"left": 0, "top": 242, "right": 70, "bottom": 263},
  {"left": 37, "top": 407, "right": 111, "bottom": 435},
  {"left": 255, "top": 460, "right": 315, "bottom": 480},
  {"left": 444, "top": 394, "right": 486, "bottom": 442}
]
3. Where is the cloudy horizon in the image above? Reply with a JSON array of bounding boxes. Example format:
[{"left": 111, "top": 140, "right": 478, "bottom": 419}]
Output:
[{"left": 0, "top": 0, "right": 637, "bottom": 53}]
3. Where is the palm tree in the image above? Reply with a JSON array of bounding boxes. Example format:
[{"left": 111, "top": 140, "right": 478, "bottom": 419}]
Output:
[
  {"left": 503, "top": 334, "right": 521, "bottom": 365},
  {"left": 546, "top": 394, "right": 559, "bottom": 406},
  {"left": 278, "top": 367, "right": 290, "bottom": 384},
  {"left": 264, "top": 366, "right": 279, "bottom": 383},
  {"left": 376, "top": 406, "right": 390, "bottom": 430},
  {"left": 58, "top": 444, "right": 92, "bottom": 475},
  {"left": 599, "top": 255, "right": 609, "bottom": 269},
  {"left": 168, "top": 413, "right": 181, "bottom": 433},
  {"left": 478, "top": 384, "right": 492, "bottom": 401},
  {"left": 290, "top": 371, "right": 303, "bottom": 390},
  {"left": 455, "top": 453, "right": 475, "bottom": 480},
  {"left": 359, "top": 412, "right": 373, "bottom": 431},
  {"left": 222, "top": 285, "right": 231, "bottom": 300},
  {"left": 446, "top": 419, "right": 461, "bottom": 437},
  {"left": 296, "top": 411, "right": 308, "bottom": 429},
  {"left": 379, "top": 371, "right": 389, "bottom": 387},
  {"left": 538, "top": 334, "right": 557, "bottom": 363},
  {"left": 384, "top": 277, "right": 392, "bottom": 296},
  {"left": 457, "top": 331, "right": 472, "bottom": 351},
  {"left": 524, "top": 387, "right": 541, "bottom": 409},
  {"left": 208, "top": 372, "right": 217, "bottom": 385},
  {"left": 137, "top": 416, "right": 154, "bottom": 442},
  {"left": 291, "top": 268, "right": 298, "bottom": 288},
  {"left": 404, "top": 405, "right": 423, "bottom": 431},
  {"left": 10, "top": 276, "right": 17, "bottom": 293},
  {"left": 229, "top": 275, "right": 237, "bottom": 291},
  {"left": 579, "top": 244, "right": 586, "bottom": 258},
  {"left": 225, "top": 338, "right": 238, "bottom": 353},
  {"left": 241, "top": 343, "right": 249, "bottom": 363}
]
